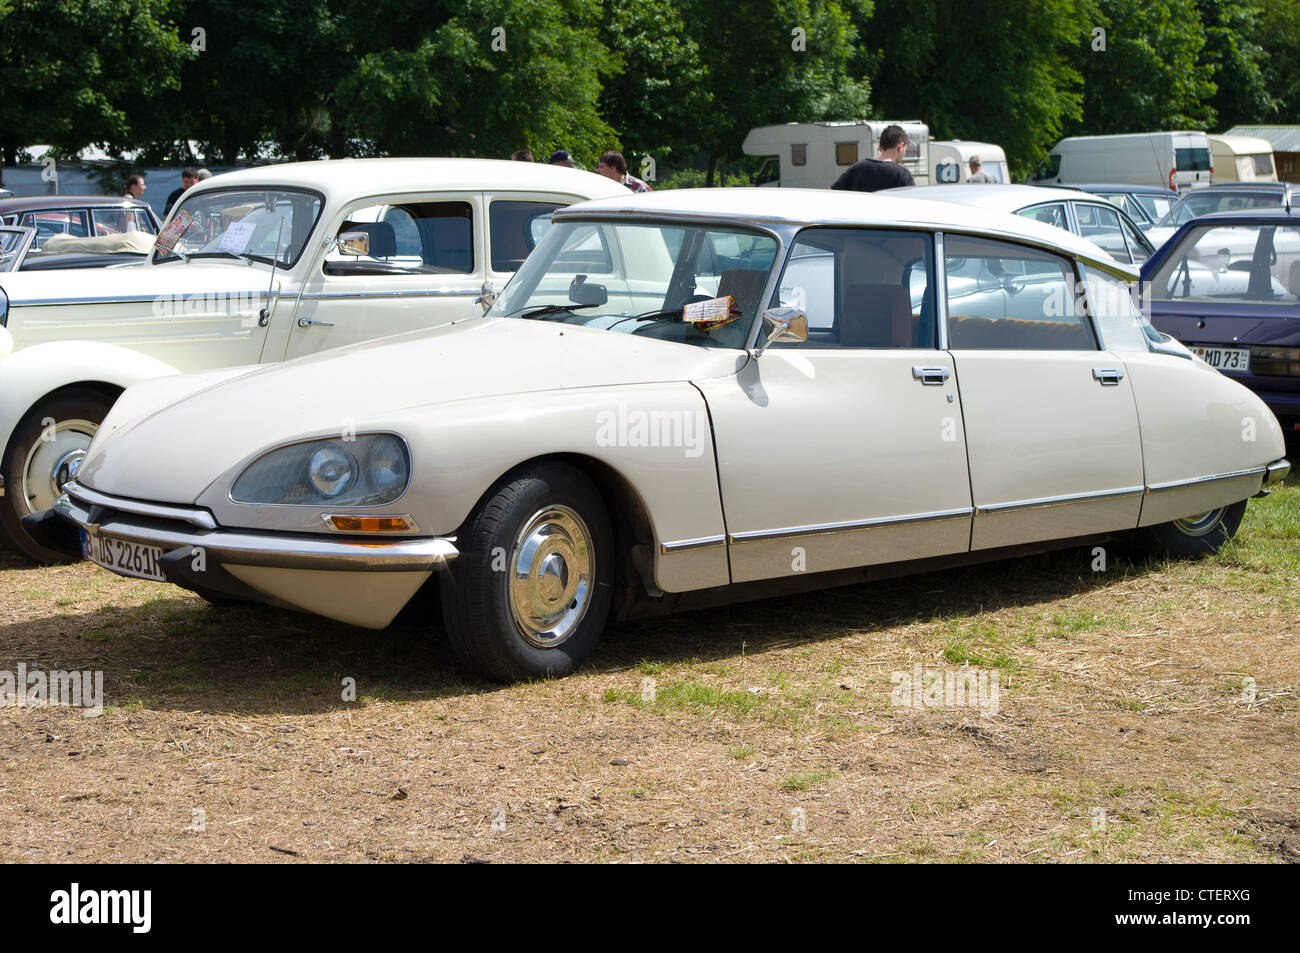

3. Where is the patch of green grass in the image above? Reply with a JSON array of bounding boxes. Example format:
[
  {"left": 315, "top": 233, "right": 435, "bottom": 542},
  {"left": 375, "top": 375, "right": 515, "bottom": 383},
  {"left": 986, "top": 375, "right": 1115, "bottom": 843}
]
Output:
[
  {"left": 727, "top": 745, "right": 756, "bottom": 760},
  {"left": 779, "top": 769, "right": 836, "bottom": 792}
]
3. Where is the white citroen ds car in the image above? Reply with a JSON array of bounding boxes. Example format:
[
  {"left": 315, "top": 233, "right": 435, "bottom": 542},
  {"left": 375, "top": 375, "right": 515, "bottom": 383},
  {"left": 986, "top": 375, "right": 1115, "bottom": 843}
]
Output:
[{"left": 30, "top": 189, "right": 1289, "bottom": 682}]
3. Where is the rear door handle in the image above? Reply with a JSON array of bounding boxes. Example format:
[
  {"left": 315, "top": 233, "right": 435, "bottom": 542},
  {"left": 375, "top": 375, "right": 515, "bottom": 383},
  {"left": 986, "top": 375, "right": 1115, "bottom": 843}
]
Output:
[
  {"left": 912, "top": 365, "right": 950, "bottom": 385},
  {"left": 1092, "top": 367, "right": 1124, "bottom": 386}
]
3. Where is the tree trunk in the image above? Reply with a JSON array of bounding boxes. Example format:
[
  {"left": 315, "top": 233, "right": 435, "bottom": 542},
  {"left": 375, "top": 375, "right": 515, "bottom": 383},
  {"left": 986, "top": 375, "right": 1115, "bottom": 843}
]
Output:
[{"left": 706, "top": 153, "right": 717, "bottom": 188}]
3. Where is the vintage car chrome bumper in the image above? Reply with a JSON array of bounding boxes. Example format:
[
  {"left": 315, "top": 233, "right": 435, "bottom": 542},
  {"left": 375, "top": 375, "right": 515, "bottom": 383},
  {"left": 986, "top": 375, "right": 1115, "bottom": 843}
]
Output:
[{"left": 39, "top": 481, "right": 458, "bottom": 573}]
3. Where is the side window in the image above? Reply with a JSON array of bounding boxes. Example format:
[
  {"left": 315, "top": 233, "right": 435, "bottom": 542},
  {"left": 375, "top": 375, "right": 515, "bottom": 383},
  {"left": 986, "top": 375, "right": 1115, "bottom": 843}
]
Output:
[
  {"left": 489, "top": 200, "right": 564, "bottom": 273},
  {"left": 944, "top": 235, "right": 1095, "bottom": 350},
  {"left": 134, "top": 209, "right": 157, "bottom": 233},
  {"left": 91, "top": 208, "right": 143, "bottom": 235},
  {"left": 1018, "top": 204, "right": 1067, "bottom": 230},
  {"left": 773, "top": 227, "right": 934, "bottom": 348},
  {"left": 551, "top": 223, "right": 613, "bottom": 273},
  {"left": 325, "top": 201, "right": 474, "bottom": 276},
  {"left": 1119, "top": 214, "right": 1150, "bottom": 264},
  {"left": 1074, "top": 203, "right": 1131, "bottom": 263},
  {"left": 21, "top": 210, "right": 89, "bottom": 248},
  {"left": 1082, "top": 265, "right": 1155, "bottom": 352}
]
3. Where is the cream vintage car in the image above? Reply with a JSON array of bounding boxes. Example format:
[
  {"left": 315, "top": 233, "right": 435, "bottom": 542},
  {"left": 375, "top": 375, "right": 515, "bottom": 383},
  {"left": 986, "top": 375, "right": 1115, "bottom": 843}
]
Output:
[
  {"left": 28, "top": 189, "right": 1290, "bottom": 682},
  {"left": 0, "top": 158, "right": 626, "bottom": 561}
]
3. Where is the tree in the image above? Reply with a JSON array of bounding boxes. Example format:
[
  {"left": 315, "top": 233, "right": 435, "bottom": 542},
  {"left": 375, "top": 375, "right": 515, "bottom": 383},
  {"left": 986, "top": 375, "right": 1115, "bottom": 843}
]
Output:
[
  {"left": 865, "top": 0, "right": 1096, "bottom": 181},
  {"left": 334, "top": 0, "right": 618, "bottom": 164},
  {"left": 1195, "top": 0, "right": 1273, "bottom": 128},
  {"left": 1253, "top": 0, "right": 1300, "bottom": 122},
  {"left": 1069, "top": 0, "right": 1217, "bottom": 138},
  {"left": 0, "top": 0, "right": 191, "bottom": 182}
]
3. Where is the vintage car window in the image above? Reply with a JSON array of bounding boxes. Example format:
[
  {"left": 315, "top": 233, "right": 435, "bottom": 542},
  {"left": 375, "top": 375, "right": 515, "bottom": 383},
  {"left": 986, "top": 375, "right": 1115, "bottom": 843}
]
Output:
[
  {"left": 1074, "top": 203, "right": 1132, "bottom": 264},
  {"left": 489, "top": 200, "right": 564, "bottom": 273},
  {"left": 1148, "top": 223, "right": 1300, "bottom": 304},
  {"left": 772, "top": 227, "right": 934, "bottom": 348},
  {"left": 323, "top": 201, "right": 474, "bottom": 276},
  {"left": 90, "top": 207, "right": 150, "bottom": 237},
  {"left": 0, "top": 228, "right": 29, "bottom": 269},
  {"left": 1017, "top": 204, "right": 1067, "bottom": 230},
  {"left": 1134, "top": 193, "right": 1174, "bottom": 222},
  {"left": 944, "top": 235, "right": 1096, "bottom": 350},
  {"left": 1119, "top": 214, "right": 1151, "bottom": 264},
  {"left": 154, "top": 187, "right": 324, "bottom": 267},
  {"left": 1081, "top": 265, "right": 1156, "bottom": 351},
  {"left": 21, "top": 210, "right": 89, "bottom": 249},
  {"left": 489, "top": 219, "right": 779, "bottom": 349}
]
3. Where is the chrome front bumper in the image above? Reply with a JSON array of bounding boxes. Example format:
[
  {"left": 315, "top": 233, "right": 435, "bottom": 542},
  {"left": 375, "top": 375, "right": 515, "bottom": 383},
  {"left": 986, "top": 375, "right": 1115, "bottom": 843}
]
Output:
[
  {"left": 49, "top": 481, "right": 458, "bottom": 573},
  {"left": 1263, "top": 458, "right": 1291, "bottom": 486}
]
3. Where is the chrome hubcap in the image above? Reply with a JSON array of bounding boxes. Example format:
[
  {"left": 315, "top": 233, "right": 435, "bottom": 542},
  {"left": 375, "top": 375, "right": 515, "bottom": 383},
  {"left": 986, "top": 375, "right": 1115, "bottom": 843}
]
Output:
[
  {"left": 509, "top": 506, "right": 594, "bottom": 649},
  {"left": 22, "top": 419, "right": 97, "bottom": 515},
  {"left": 1173, "top": 507, "right": 1225, "bottom": 537}
]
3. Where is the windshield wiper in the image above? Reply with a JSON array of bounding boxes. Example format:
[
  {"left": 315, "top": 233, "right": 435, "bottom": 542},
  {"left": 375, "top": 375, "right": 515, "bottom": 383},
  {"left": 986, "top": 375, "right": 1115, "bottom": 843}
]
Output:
[
  {"left": 605, "top": 307, "right": 683, "bottom": 330},
  {"left": 510, "top": 303, "right": 597, "bottom": 320}
]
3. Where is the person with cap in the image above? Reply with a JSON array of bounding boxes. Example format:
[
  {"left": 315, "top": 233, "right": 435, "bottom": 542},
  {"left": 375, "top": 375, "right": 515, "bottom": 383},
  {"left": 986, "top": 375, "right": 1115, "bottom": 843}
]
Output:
[
  {"left": 548, "top": 149, "right": 575, "bottom": 168},
  {"left": 165, "top": 167, "right": 200, "bottom": 216},
  {"left": 967, "top": 156, "right": 995, "bottom": 183}
]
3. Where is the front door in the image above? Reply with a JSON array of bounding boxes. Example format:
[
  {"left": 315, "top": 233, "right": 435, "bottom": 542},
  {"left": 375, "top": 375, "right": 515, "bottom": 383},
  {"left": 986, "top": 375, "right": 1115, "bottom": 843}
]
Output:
[
  {"left": 699, "top": 226, "right": 973, "bottom": 584},
  {"left": 283, "top": 193, "right": 486, "bottom": 360}
]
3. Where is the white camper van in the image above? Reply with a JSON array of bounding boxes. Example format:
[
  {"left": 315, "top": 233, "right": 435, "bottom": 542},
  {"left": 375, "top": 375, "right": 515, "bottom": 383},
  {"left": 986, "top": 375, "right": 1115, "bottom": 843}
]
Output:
[
  {"left": 1207, "top": 135, "right": 1277, "bottom": 182},
  {"left": 1029, "top": 132, "right": 1213, "bottom": 192},
  {"left": 743, "top": 120, "right": 930, "bottom": 188},
  {"left": 929, "top": 140, "right": 1009, "bottom": 183}
]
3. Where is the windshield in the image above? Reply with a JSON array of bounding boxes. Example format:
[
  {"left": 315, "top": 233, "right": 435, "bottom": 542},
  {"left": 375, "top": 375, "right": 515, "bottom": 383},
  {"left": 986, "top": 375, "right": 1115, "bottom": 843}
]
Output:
[
  {"left": 487, "top": 220, "right": 780, "bottom": 348},
  {"left": 1157, "top": 190, "right": 1282, "bottom": 228},
  {"left": 1149, "top": 222, "right": 1300, "bottom": 304},
  {"left": 152, "top": 187, "right": 324, "bottom": 266}
]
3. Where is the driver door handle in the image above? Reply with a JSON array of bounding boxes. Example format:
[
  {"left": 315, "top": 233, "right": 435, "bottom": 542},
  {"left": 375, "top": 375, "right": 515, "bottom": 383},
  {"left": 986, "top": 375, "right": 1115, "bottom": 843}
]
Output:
[
  {"left": 297, "top": 317, "right": 334, "bottom": 328},
  {"left": 1092, "top": 367, "right": 1124, "bottom": 386},
  {"left": 912, "top": 365, "right": 950, "bottom": 385}
]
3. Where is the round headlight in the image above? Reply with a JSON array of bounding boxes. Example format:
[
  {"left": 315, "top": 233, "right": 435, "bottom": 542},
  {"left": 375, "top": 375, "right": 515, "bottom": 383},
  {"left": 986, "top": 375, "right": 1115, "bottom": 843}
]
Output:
[{"left": 308, "top": 445, "right": 356, "bottom": 498}]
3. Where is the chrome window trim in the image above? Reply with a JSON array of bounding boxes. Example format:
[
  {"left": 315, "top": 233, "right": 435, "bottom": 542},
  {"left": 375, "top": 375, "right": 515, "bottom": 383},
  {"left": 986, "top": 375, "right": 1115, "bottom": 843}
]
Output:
[
  {"left": 728, "top": 506, "right": 973, "bottom": 545},
  {"left": 974, "top": 485, "right": 1145, "bottom": 516},
  {"left": 64, "top": 481, "right": 218, "bottom": 530},
  {"left": 934, "top": 231, "right": 949, "bottom": 350},
  {"left": 1145, "top": 467, "right": 1268, "bottom": 494},
  {"left": 299, "top": 289, "right": 481, "bottom": 300},
  {"left": 16, "top": 289, "right": 282, "bottom": 308},
  {"left": 660, "top": 534, "right": 727, "bottom": 555}
]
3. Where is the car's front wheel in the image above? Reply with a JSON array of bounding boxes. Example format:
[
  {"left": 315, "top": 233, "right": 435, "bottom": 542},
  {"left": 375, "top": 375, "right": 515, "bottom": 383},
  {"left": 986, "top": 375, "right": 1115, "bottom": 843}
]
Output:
[
  {"left": 0, "top": 388, "right": 111, "bottom": 563},
  {"left": 441, "top": 462, "right": 615, "bottom": 682},
  {"left": 1138, "top": 499, "right": 1247, "bottom": 557}
]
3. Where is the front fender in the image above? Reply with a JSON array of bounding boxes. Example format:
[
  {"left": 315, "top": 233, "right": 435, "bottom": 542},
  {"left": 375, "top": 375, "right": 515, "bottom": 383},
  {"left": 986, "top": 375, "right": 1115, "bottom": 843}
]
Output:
[{"left": 0, "top": 340, "right": 179, "bottom": 456}]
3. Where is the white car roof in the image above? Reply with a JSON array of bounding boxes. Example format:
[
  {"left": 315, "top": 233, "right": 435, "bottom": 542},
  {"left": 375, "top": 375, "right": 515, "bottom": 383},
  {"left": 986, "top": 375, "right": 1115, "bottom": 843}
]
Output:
[
  {"left": 890, "top": 183, "right": 1110, "bottom": 214},
  {"left": 558, "top": 187, "right": 1134, "bottom": 277},
  {"left": 180, "top": 157, "right": 630, "bottom": 206}
]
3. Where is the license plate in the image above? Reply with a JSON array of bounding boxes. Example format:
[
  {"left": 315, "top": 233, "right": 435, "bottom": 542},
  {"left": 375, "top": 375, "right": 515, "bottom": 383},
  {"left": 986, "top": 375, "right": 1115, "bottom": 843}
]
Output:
[
  {"left": 81, "top": 530, "right": 166, "bottom": 582},
  {"left": 1193, "top": 345, "right": 1251, "bottom": 373}
]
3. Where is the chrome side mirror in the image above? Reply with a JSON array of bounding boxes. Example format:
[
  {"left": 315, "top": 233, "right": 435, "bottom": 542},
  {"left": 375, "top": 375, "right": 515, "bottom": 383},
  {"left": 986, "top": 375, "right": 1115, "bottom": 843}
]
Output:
[
  {"left": 337, "top": 231, "right": 369, "bottom": 256},
  {"left": 474, "top": 280, "right": 497, "bottom": 312},
  {"left": 753, "top": 307, "right": 807, "bottom": 357}
]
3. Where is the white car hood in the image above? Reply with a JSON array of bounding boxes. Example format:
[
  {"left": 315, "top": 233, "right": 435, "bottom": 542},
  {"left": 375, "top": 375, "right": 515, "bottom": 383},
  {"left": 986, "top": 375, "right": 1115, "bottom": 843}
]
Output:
[{"left": 78, "top": 317, "right": 744, "bottom": 503}]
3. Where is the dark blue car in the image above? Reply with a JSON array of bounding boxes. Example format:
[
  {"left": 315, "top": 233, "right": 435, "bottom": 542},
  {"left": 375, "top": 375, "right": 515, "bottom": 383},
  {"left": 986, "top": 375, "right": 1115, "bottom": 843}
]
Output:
[{"left": 1140, "top": 207, "right": 1300, "bottom": 431}]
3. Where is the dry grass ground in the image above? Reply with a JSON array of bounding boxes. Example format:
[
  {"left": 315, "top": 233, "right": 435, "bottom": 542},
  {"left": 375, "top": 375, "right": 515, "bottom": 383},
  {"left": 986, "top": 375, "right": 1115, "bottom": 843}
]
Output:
[{"left": 0, "top": 472, "right": 1296, "bottom": 863}]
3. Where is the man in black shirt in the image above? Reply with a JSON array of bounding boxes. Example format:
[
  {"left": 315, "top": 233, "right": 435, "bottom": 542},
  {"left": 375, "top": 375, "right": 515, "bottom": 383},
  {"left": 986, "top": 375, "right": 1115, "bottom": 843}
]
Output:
[
  {"left": 830, "top": 125, "right": 914, "bottom": 192},
  {"left": 165, "top": 168, "right": 199, "bottom": 217}
]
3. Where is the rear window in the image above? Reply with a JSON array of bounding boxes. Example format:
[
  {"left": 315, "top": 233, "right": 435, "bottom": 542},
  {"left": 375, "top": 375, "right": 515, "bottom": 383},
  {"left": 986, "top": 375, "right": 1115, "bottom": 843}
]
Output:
[{"left": 1176, "top": 148, "right": 1212, "bottom": 171}]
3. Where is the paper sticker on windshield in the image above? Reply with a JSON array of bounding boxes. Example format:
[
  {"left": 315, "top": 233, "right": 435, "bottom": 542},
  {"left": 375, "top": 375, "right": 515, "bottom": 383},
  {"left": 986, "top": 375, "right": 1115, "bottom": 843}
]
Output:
[
  {"left": 682, "top": 295, "right": 741, "bottom": 332},
  {"left": 155, "top": 210, "right": 192, "bottom": 253},
  {"left": 218, "top": 220, "right": 257, "bottom": 255}
]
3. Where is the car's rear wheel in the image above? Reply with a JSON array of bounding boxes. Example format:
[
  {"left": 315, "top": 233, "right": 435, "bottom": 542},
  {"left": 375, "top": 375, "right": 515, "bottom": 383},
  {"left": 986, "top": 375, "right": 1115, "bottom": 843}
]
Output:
[
  {"left": 441, "top": 462, "right": 615, "bottom": 682},
  {"left": 1138, "top": 499, "right": 1247, "bottom": 557},
  {"left": 0, "top": 388, "right": 111, "bottom": 563}
]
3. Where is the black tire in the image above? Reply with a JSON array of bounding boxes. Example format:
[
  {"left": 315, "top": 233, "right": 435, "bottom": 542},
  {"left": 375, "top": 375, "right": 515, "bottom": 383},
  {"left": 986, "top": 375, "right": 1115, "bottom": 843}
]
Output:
[
  {"left": 441, "top": 462, "right": 615, "bottom": 682},
  {"left": 0, "top": 388, "right": 112, "bottom": 563},
  {"left": 1137, "top": 499, "right": 1247, "bottom": 558}
]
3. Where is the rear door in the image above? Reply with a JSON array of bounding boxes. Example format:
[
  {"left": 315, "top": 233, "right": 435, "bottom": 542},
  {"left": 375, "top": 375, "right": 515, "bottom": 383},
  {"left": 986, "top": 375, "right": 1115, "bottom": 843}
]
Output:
[{"left": 942, "top": 234, "right": 1145, "bottom": 549}]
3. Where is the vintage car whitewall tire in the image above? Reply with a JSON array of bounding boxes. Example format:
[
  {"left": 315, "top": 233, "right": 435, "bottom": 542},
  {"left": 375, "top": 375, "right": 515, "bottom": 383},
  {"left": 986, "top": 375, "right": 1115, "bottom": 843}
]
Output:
[
  {"left": 441, "top": 462, "right": 615, "bottom": 682},
  {"left": 1, "top": 388, "right": 112, "bottom": 563},
  {"left": 1140, "top": 500, "right": 1247, "bottom": 557}
]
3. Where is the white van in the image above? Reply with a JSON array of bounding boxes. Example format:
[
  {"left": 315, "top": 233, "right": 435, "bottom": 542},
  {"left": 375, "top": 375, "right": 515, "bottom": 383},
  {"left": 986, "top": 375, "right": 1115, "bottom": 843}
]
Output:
[
  {"left": 1207, "top": 135, "right": 1277, "bottom": 182},
  {"left": 743, "top": 120, "right": 930, "bottom": 188},
  {"left": 1030, "top": 132, "right": 1213, "bottom": 192},
  {"left": 929, "top": 141, "right": 1009, "bottom": 183}
]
